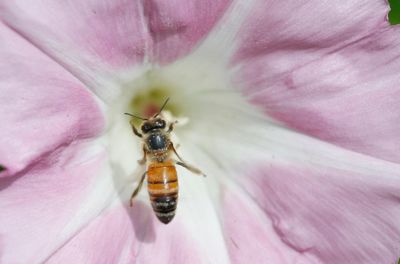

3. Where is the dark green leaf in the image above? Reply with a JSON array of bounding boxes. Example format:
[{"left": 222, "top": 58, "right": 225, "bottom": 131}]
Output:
[
  {"left": 389, "top": 0, "right": 400, "bottom": 25},
  {"left": 0, "top": 164, "right": 5, "bottom": 172}
]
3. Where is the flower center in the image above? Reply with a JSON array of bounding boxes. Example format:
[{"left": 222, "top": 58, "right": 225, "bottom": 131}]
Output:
[
  {"left": 105, "top": 54, "right": 261, "bottom": 194},
  {"left": 126, "top": 74, "right": 183, "bottom": 125}
]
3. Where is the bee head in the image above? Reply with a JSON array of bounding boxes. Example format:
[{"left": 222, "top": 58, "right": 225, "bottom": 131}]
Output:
[
  {"left": 140, "top": 118, "right": 166, "bottom": 133},
  {"left": 124, "top": 97, "right": 170, "bottom": 133}
]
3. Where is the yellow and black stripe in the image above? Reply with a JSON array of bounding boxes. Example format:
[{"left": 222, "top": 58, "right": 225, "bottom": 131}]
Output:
[{"left": 147, "top": 160, "right": 178, "bottom": 224}]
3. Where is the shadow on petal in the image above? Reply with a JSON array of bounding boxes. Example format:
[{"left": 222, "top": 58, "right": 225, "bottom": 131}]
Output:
[
  {"left": 128, "top": 201, "right": 156, "bottom": 243},
  {"left": 110, "top": 160, "right": 156, "bottom": 243}
]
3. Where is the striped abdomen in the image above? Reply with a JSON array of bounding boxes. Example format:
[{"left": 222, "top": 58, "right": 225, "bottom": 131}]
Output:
[{"left": 147, "top": 160, "right": 178, "bottom": 224}]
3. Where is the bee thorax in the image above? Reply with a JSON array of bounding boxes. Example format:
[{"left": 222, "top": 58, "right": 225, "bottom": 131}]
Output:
[{"left": 147, "top": 133, "right": 167, "bottom": 151}]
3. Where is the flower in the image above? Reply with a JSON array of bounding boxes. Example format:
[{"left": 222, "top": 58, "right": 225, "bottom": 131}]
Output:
[{"left": 1, "top": 1, "right": 399, "bottom": 263}]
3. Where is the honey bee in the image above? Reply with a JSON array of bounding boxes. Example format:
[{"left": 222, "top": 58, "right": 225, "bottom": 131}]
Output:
[{"left": 125, "top": 98, "right": 205, "bottom": 224}]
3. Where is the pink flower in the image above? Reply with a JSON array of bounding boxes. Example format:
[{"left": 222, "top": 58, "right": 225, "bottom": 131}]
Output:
[{"left": 1, "top": 1, "right": 399, "bottom": 263}]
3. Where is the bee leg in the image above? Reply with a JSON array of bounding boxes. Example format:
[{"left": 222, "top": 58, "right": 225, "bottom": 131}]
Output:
[
  {"left": 137, "top": 146, "right": 147, "bottom": 165},
  {"left": 176, "top": 160, "right": 206, "bottom": 177},
  {"left": 170, "top": 143, "right": 184, "bottom": 161},
  {"left": 130, "top": 119, "right": 143, "bottom": 138},
  {"left": 130, "top": 171, "right": 147, "bottom": 207},
  {"left": 170, "top": 143, "right": 206, "bottom": 176},
  {"left": 167, "top": 120, "right": 178, "bottom": 133}
]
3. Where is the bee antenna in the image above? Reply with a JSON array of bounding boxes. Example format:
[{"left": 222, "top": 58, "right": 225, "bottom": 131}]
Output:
[
  {"left": 154, "top": 97, "right": 170, "bottom": 117},
  {"left": 124, "top": 113, "right": 148, "bottom": 121}
]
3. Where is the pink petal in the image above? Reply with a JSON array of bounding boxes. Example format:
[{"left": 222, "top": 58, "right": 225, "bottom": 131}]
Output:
[
  {"left": 144, "top": 0, "right": 232, "bottom": 64},
  {"left": 197, "top": 106, "right": 400, "bottom": 263},
  {"left": 232, "top": 1, "right": 400, "bottom": 163},
  {"left": 237, "top": 161, "right": 400, "bottom": 263},
  {"left": 0, "top": 149, "right": 106, "bottom": 263},
  {"left": 1, "top": 0, "right": 147, "bottom": 69},
  {"left": 221, "top": 185, "right": 311, "bottom": 264},
  {"left": 0, "top": 1, "right": 150, "bottom": 101},
  {"left": 234, "top": 1, "right": 389, "bottom": 61},
  {"left": 47, "top": 203, "right": 210, "bottom": 264},
  {"left": 46, "top": 204, "right": 143, "bottom": 264},
  {"left": 0, "top": 23, "right": 103, "bottom": 178},
  {"left": 1, "top": 0, "right": 232, "bottom": 74}
]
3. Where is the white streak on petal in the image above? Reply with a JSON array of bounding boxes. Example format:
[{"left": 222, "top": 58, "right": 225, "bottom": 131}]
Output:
[{"left": 193, "top": 0, "right": 258, "bottom": 58}]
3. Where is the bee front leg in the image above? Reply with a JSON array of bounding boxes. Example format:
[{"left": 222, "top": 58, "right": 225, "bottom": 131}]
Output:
[
  {"left": 138, "top": 146, "right": 147, "bottom": 165},
  {"left": 130, "top": 171, "right": 147, "bottom": 207},
  {"left": 167, "top": 120, "right": 178, "bottom": 133},
  {"left": 130, "top": 119, "right": 143, "bottom": 138}
]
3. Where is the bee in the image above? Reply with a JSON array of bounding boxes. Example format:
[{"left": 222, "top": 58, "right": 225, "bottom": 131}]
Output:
[{"left": 124, "top": 98, "right": 205, "bottom": 224}]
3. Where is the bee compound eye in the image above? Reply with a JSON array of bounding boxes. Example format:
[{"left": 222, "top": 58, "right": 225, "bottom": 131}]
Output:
[
  {"left": 153, "top": 119, "right": 165, "bottom": 129},
  {"left": 142, "top": 124, "right": 150, "bottom": 132},
  {"left": 157, "top": 120, "right": 166, "bottom": 128}
]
